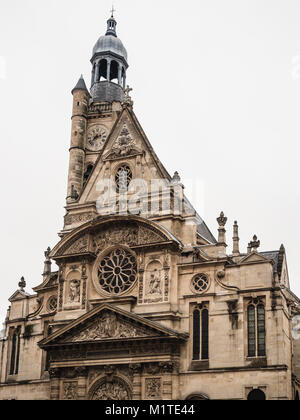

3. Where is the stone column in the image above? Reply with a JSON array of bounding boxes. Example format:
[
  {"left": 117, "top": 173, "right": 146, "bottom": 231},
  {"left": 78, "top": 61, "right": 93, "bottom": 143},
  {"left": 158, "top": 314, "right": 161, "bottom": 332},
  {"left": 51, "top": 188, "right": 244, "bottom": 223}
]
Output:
[
  {"left": 49, "top": 369, "right": 61, "bottom": 400},
  {"left": 232, "top": 221, "right": 240, "bottom": 256},
  {"left": 118, "top": 63, "right": 122, "bottom": 86},
  {"left": 75, "top": 367, "right": 88, "bottom": 400},
  {"left": 95, "top": 61, "right": 100, "bottom": 83},
  {"left": 130, "top": 364, "right": 142, "bottom": 400},
  {"left": 107, "top": 60, "right": 111, "bottom": 82}
]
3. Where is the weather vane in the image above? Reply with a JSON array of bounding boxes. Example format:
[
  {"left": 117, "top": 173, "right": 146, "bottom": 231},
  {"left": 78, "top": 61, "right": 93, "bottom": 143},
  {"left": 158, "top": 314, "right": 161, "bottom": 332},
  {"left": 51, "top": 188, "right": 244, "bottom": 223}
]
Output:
[{"left": 110, "top": 5, "right": 116, "bottom": 17}]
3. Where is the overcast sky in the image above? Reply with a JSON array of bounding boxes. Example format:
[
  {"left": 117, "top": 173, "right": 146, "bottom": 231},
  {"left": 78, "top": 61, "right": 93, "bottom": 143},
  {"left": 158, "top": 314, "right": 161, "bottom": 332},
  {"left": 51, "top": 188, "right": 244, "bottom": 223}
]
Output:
[{"left": 0, "top": 0, "right": 300, "bottom": 324}]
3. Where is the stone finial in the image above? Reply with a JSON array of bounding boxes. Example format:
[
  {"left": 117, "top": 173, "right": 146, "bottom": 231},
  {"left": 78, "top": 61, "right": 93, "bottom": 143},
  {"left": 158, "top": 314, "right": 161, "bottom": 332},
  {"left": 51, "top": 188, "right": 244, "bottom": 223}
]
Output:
[
  {"left": 18, "top": 277, "right": 26, "bottom": 291},
  {"left": 44, "top": 247, "right": 51, "bottom": 259},
  {"left": 232, "top": 221, "right": 240, "bottom": 255},
  {"left": 248, "top": 235, "right": 260, "bottom": 253},
  {"left": 122, "top": 85, "right": 134, "bottom": 108},
  {"left": 70, "top": 185, "right": 79, "bottom": 200},
  {"left": 43, "top": 247, "right": 52, "bottom": 277},
  {"left": 217, "top": 212, "right": 227, "bottom": 227},
  {"left": 171, "top": 171, "right": 181, "bottom": 185},
  {"left": 217, "top": 212, "right": 227, "bottom": 245}
]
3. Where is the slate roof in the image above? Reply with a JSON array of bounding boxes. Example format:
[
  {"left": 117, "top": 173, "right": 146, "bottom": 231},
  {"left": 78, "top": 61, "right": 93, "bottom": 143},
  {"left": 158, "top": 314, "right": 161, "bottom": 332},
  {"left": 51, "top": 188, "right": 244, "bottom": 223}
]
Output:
[{"left": 71, "top": 75, "right": 89, "bottom": 94}]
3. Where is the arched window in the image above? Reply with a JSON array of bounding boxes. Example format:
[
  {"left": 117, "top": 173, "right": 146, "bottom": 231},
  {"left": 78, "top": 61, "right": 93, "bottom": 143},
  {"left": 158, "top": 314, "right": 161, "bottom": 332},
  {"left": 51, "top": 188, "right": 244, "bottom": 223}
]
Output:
[
  {"left": 9, "top": 327, "right": 21, "bottom": 375},
  {"left": 99, "top": 59, "right": 108, "bottom": 81},
  {"left": 110, "top": 60, "right": 119, "bottom": 83},
  {"left": 295, "top": 391, "right": 299, "bottom": 401},
  {"left": 247, "top": 389, "right": 266, "bottom": 400},
  {"left": 83, "top": 164, "right": 94, "bottom": 185},
  {"left": 193, "top": 306, "right": 209, "bottom": 361},
  {"left": 247, "top": 300, "right": 266, "bottom": 357}
]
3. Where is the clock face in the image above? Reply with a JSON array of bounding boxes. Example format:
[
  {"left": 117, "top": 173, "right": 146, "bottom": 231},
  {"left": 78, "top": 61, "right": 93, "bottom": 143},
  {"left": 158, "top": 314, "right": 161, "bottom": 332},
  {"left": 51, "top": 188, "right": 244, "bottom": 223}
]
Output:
[{"left": 87, "top": 126, "right": 107, "bottom": 151}]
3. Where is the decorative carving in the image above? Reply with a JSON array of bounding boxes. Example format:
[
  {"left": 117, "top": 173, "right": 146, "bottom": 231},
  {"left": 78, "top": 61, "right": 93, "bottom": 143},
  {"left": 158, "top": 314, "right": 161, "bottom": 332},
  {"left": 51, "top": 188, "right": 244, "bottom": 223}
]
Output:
[
  {"left": 122, "top": 85, "right": 134, "bottom": 108},
  {"left": 62, "top": 382, "right": 78, "bottom": 400},
  {"left": 164, "top": 269, "right": 169, "bottom": 302},
  {"left": 67, "top": 311, "right": 154, "bottom": 343},
  {"left": 47, "top": 296, "right": 58, "bottom": 313},
  {"left": 18, "top": 276, "right": 26, "bottom": 291},
  {"left": 92, "top": 224, "right": 165, "bottom": 253},
  {"left": 217, "top": 211, "right": 228, "bottom": 227},
  {"left": 64, "top": 213, "right": 94, "bottom": 226},
  {"left": 75, "top": 367, "right": 88, "bottom": 377},
  {"left": 49, "top": 368, "right": 60, "bottom": 379},
  {"left": 145, "top": 269, "right": 163, "bottom": 303},
  {"left": 65, "top": 236, "right": 89, "bottom": 255},
  {"left": 69, "top": 280, "right": 81, "bottom": 303},
  {"left": 97, "top": 248, "right": 137, "bottom": 295},
  {"left": 106, "top": 123, "right": 140, "bottom": 159},
  {"left": 145, "top": 378, "right": 161, "bottom": 399},
  {"left": 191, "top": 274, "right": 210, "bottom": 294},
  {"left": 129, "top": 364, "right": 142, "bottom": 374},
  {"left": 91, "top": 378, "right": 131, "bottom": 400}
]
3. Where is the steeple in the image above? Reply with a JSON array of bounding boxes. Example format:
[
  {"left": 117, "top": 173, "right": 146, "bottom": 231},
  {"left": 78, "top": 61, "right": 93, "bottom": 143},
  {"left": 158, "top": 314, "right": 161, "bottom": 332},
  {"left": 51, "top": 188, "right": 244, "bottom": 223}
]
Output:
[
  {"left": 71, "top": 75, "right": 89, "bottom": 95},
  {"left": 105, "top": 13, "right": 117, "bottom": 37},
  {"left": 90, "top": 12, "right": 129, "bottom": 103}
]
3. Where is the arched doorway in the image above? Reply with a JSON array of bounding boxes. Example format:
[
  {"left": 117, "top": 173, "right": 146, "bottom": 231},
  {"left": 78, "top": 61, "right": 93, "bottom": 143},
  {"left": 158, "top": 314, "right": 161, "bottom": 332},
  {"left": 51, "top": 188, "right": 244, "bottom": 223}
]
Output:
[
  {"left": 247, "top": 389, "right": 266, "bottom": 400},
  {"left": 186, "top": 393, "right": 209, "bottom": 400},
  {"left": 89, "top": 376, "right": 132, "bottom": 400}
]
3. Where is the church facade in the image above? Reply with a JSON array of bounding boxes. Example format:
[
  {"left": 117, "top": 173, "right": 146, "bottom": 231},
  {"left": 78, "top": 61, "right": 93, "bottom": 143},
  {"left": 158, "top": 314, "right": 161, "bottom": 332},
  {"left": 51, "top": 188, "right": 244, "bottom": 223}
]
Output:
[{"left": 0, "top": 14, "right": 300, "bottom": 401}]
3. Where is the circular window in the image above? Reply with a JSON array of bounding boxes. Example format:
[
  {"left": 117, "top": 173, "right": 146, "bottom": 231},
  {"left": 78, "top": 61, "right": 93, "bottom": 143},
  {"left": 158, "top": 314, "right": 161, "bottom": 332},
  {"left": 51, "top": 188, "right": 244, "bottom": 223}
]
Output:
[
  {"left": 191, "top": 274, "right": 210, "bottom": 294},
  {"left": 97, "top": 248, "right": 137, "bottom": 295},
  {"left": 47, "top": 296, "right": 58, "bottom": 312},
  {"left": 115, "top": 165, "right": 132, "bottom": 192}
]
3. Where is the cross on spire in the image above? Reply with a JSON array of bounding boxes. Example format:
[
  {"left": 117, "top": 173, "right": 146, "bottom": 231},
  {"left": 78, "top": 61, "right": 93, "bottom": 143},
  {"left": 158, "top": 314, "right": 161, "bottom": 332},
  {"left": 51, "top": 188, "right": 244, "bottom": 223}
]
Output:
[{"left": 110, "top": 5, "right": 116, "bottom": 17}]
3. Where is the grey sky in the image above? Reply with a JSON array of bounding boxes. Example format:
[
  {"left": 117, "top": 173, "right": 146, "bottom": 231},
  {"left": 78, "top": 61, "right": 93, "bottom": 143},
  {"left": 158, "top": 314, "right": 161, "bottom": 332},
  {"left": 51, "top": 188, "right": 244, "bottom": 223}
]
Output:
[{"left": 0, "top": 0, "right": 300, "bottom": 324}]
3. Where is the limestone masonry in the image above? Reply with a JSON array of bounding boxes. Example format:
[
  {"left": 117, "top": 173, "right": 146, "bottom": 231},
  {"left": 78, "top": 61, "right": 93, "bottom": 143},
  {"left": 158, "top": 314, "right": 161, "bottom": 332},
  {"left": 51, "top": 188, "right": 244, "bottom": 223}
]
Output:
[{"left": 0, "top": 13, "right": 299, "bottom": 400}]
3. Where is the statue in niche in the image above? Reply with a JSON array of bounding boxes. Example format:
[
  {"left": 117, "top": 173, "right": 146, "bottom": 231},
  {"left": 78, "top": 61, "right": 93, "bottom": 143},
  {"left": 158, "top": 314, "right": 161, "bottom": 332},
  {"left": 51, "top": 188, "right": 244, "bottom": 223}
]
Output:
[
  {"left": 69, "top": 280, "right": 80, "bottom": 303},
  {"left": 149, "top": 269, "right": 162, "bottom": 295}
]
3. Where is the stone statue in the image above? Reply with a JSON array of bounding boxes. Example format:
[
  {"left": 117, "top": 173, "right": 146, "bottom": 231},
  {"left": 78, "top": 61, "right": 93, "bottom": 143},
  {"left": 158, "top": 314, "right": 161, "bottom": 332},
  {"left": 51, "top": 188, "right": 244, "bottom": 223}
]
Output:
[
  {"left": 149, "top": 269, "right": 162, "bottom": 295},
  {"left": 69, "top": 280, "right": 80, "bottom": 303}
]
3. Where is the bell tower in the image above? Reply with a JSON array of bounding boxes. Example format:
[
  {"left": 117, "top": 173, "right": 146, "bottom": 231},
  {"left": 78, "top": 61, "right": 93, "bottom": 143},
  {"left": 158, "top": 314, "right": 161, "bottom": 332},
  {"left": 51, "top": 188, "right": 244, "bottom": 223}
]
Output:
[{"left": 90, "top": 12, "right": 129, "bottom": 103}]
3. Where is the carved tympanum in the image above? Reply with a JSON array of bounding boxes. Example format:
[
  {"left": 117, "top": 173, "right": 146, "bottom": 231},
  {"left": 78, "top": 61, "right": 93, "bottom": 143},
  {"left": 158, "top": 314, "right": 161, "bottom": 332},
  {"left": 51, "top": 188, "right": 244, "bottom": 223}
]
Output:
[
  {"left": 93, "top": 224, "right": 164, "bottom": 252},
  {"left": 91, "top": 377, "right": 131, "bottom": 400}
]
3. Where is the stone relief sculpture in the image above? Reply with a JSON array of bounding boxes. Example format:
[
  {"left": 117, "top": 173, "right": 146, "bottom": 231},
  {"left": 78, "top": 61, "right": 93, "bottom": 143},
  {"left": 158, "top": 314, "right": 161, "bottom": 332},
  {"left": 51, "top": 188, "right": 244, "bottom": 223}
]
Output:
[
  {"left": 63, "top": 382, "right": 78, "bottom": 400},
  {"left": 91, "top": 379, "right": 130, "bottom": 400},
  {"left": 69, "top": 280, "right": 81, "bottom": 303},
  {"left": 68, "top": 311, "right": 153, "bottom": 342},
  {"left": 149, "top": 269, "right": 162, "bottom": 295},
  {"left": 144, "top": 261, "right": 163, "bottom": 304},
  {"left": 105, "top": 123, "right": 140, "bottom": 159},
  {"left": 145, "top": 378, "right": 161, "bottom": 399}
]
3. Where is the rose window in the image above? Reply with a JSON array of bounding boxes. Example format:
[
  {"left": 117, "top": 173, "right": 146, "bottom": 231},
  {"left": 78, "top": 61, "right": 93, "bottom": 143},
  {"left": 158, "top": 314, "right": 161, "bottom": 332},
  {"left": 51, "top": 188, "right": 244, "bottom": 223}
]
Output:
[
  {"left": 191, "top": 274, "right": 210, "bottom": 294},
  {"left": 115, "top": 165, "right": 132, "bottom": 192},
  {"left": 98, "top": 248, "right": 137, "bottom": 295}
]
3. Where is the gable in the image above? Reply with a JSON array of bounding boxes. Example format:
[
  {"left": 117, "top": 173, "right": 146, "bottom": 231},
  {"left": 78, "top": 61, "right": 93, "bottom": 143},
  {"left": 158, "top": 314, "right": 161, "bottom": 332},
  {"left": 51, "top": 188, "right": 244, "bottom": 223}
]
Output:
[
  {"left": 51, "top": 215, "right": 181, "bottom": 258},
  {"left": 39, "top": 304, "right": 187, "bottom": 348},
  {"left": 80, "top": 107, "right": 171, "bottom": 205},
  {"left": 239, "top": 252, "right": 272, "bottom": 265}
]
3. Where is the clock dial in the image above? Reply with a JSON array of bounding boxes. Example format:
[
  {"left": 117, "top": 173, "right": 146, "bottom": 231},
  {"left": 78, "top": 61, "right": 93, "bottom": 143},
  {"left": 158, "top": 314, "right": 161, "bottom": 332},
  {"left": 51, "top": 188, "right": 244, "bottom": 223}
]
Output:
[{"left": 87, "top": 126, "right": 107, "bottom": 151}]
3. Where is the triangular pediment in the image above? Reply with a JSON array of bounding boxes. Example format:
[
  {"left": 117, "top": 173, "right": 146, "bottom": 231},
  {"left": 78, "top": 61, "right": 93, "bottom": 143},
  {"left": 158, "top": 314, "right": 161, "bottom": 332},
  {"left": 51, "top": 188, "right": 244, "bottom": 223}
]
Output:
[
  {"left": 39, "top": 303, "right": 187, "bottom": 348},
  {"left": 239, "top": 252, "right": 271, "bottom": 265},
  {"left": 9, "top": 290, "right": 31, "bottom": 302},
  {"left": 80, "top": 107, "right": 171, "bottom": 205}
]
